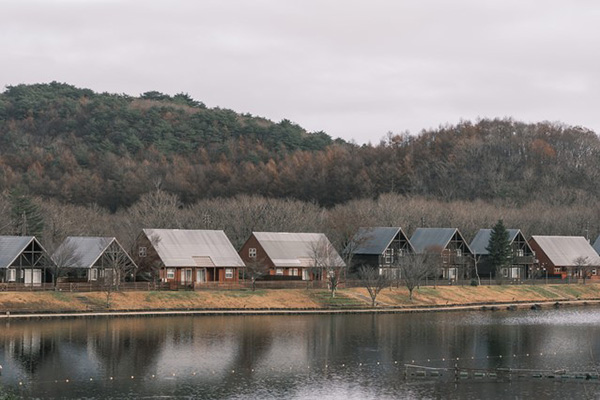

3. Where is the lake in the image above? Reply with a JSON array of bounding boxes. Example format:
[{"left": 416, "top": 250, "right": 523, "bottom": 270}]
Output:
[{"left": 2, "top": 307, "right": 600, "bottom": 399}]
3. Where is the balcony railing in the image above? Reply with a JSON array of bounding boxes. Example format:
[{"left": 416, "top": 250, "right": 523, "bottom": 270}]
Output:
[{"left": 512, "top": 256, "right": 535, "bottom": 265}]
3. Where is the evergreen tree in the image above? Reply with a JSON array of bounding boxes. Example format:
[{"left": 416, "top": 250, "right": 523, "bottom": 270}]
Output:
[
  {"left": 486, "top": 219, "right": 512, "bottom": 279},
  {"left": 9, "top": 190, "right": 44, "bottom": 237}
]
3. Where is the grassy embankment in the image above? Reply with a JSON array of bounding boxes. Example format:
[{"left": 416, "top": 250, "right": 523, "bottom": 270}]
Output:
[{"left": 1, "top": 284, "right": 600, "bottom": 313}]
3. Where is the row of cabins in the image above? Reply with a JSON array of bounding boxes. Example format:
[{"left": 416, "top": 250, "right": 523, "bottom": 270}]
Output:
[
  {"left": 350, "top": 227, "right": 600, "bottom": 281},
  {"left": 2, "top": 227, "right": 600, "bottom": 286},
  {"left": 0, "top": 230, "right": 344, "bottom": 286}
]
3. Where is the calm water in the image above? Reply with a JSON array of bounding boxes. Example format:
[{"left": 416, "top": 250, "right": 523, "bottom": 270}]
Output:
[{"left": 2, "top": 308, "right": 600, "bottom": 399}]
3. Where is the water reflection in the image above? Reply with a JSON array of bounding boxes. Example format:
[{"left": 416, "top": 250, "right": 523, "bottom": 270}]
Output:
[{"left": 1, "top": 309, "right": 600, "bottom": 398}]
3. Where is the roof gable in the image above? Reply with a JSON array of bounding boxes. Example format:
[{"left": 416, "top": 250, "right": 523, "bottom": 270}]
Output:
[
  {"left": 470, "top": 229, "right": 521, "bottom": 255},
  {"left": 410, "top": 228, "right": 472, "bottom": 254},
  {"left": 0, "top": 236, "right": 36, "bottom": 268},
  {"left": 593, "top": 235, "right": 600, "bottom": 255},
  {"left": 144, "top": 229, "right": 245, "bottom": 268},
  {"left": 349, "top": 227, "right": 413, "bottom": 255},
  {"left": 53, "top": 237, "right": 119, "bottom": 269},
  {"left": 531, "top": 236, "right": 600, "bottom": 267}
]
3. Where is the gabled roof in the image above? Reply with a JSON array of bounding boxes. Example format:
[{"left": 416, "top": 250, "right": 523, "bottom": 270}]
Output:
[
  {"left": 0, "top": 236, "right": 37, "bottom": 268},
  {"left": 349, "top": 227, "right": 413, "bottom": 255},
  {"left": 470, "top": 229, "right": 521, "bottom": 255},
  {"left": 593, "top": 235, "right": 600, "bottom": 255},
  {"left": 253, "top": 232, "right": 345, "bottom": 268},
  {"left": 143, "top": 229, "right": 245, "bottom": 268},
  {"left": 410, "top": 228, "right": 472, "bottom": 254},
  {"left": 53, "top": 237, "right": 132, "bottom": 269},
  {"left": 531, "top": 236, "right": 600, "bottom": 267}
]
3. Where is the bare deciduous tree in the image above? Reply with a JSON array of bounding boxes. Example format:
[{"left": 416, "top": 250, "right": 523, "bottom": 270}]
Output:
[
  {"left": 100, "top": 241, "right": 137, "bottom": 308},
  {"left": 245, "top": 257, "right": 269, "bottom": 291},
  {"left": 358, "top": 265, "right": 390, "bottom": 307},
  {"left": 50, "top": 241, "right": 82, "bottom": 290},
  {"left": 311, "top": 236, "right": 345, "bottom": 298},
  {"left": 397, "top": 253, "right": 438, "bottom": 301},
  {"left": 573, "top": 256, "right": 592, "bottom": 284}
]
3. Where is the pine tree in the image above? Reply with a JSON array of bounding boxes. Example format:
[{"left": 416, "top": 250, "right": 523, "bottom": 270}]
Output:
[{"left": 486, "top": 219, "right": 512, "bottom": 279}]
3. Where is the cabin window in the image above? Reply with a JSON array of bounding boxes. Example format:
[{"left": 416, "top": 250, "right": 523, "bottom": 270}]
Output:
[
  {"left": 7, "top": 269, "right": 16, "bottom": 282},
  {"left": 384, "top": 248, "right": 394, "bottom": 264},
  {"left": 456, "top": 249, "right": 462, "bottom": 257},
  {"left": 249, "top": 248, "right": 257, "bottom": 258},
  {"left": 515, "top": 249, "right": 524, "bottom": 257},
  {"left": 398, "top": 249, "right": 404, "bottom": 257},
  {"left": 139, "top": 247, "right": 147, "bottom": 257},
  {"left": 167, "top": 268, "right": 175, "bottom": 279},
  {"left": 291, "top": 268, "right": 299, "bottom": 276},
  {"left": 276, "top": 268, "right": 283, "bottom": 275},
  {"left": 90, "top": 268, "right": 98, "bottom": 281},
  {"left": 593, "top": 269, "right": 597, "bottom": 276},
  {"left": 225, "top": 268, "right": 234, "bottom": 279}
]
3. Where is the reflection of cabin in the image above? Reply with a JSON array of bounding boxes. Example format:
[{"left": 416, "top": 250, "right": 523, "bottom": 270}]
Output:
[
  {"left": 469, "top": 229, "right": 535, "bottom": 279},
  {"left": 528, "top": 236, "right": 600, "bottom": 280},
  {"left": 0, "top": 236, "right": 54, "bottom": 286},
  {"left": 136, "top": 229, "right": 245, "bottom": 285},
  {"left": 239, "top": 232, "right": 345, "bottom": 281},
  {"left": 410, "top": 228, "right": 474, "bottom": 281},
  {"left": 346, "top": 227, "right": 414, "bottom": 278},
  {"left": 53, "top": 237, "right": 137, "bottom": 283}
]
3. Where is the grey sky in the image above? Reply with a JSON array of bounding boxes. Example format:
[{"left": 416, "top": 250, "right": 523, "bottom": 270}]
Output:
[{"left": 2, "top": 0, "right": 599, "bottom": 143}]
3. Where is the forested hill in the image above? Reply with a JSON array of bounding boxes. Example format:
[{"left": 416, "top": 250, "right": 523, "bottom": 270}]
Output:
[{"left": 0, "top": 82, "right": 599, "bottom": 211}]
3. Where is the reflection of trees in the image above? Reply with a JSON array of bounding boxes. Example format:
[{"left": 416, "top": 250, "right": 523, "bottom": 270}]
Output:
[
  {"left": 89, "top": 318, "right": 166, "bottom": 378},
  {"left": 7, "top": 326, "right": 59, "bottom": 374}
]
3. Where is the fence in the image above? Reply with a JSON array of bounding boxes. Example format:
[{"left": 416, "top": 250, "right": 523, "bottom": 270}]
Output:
[{"left": 0, "top": 277, "right": 591, "bottom": 293}]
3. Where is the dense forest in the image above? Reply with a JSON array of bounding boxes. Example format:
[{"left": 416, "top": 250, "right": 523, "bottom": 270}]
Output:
[{"left": 1, "top": 82, "right": 600, "bottom": 251}]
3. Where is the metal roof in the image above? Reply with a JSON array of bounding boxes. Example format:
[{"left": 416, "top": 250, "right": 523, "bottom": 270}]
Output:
[
  {"left": 143, "top": 229, "right": 245, "bottom": 268},
  {"left": 349, "top": 227, "right": 412, "bottom": 255},
  {"left": 0, "top": 236, "right": 36, "bottom": 268},
  {"left": 410, "top": 228, "right": 472, "bottom": 254},
  {"left": 470, "top": 229, "right": 521, "bottom": 255},
  {"left": 253, "top": 232, "right": 345, "bottom": 268},
  {"left": 53, "top": 237, "right": 128, "bottom": 269},
  {"left": 593, "top": 235, "right": 600, "bottom": 255},
  {"left": 531, "top": 236, "right": 600, "bottom": 267}
]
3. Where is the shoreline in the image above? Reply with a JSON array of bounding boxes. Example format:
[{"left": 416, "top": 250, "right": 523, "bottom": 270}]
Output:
[{"left": 3, "top": 298, "right": 599, "bottom": 320}]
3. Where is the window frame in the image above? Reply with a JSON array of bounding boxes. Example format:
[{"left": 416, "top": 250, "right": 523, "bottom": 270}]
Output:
[
  {"left": 249, "top": 248, "right": 257, "bottom": 258},
  {"left": 166, "top": 268, "right": 176, "bottom": 280},
  {"left": 225, "top": 268, "right": 234, "bottom": 279}
]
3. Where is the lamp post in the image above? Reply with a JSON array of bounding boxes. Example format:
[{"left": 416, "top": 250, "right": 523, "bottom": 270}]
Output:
[{"left": 542, "top": 266, "right": 548, "bottom": 285}]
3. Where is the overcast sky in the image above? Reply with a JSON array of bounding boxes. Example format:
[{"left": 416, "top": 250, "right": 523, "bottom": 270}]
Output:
[{"left": 2, "top": 1, "right": 599, "bottom": 144}]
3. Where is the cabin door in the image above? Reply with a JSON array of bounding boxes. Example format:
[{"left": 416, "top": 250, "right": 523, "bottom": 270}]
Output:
[
  {"left": 196, "top": 269, "right": 206, "bottom": 283},
  {"left": 24, "top": 269, "right": 42, "bottom": 286},
  {"left": 302, "top": 268, "right": 310, "bottom": 281},
  {"left": 181, "top": 269, "right": 193, "bottom": 284}
]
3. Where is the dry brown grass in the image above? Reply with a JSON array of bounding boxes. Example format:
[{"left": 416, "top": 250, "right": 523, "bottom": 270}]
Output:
[{"left": 1, "top": 284, "right": 600, "bottom": 312}]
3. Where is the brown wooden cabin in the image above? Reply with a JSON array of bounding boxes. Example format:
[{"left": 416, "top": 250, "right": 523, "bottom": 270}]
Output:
[
  {"left": 239, "top": 232, "right": 345, "bottom": 281},
  {"left": 135, "top": 229, "right": 245, "bottom": 286},
  {"left": 528, "top": 236, "right": 600, "bottom": 281}
]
